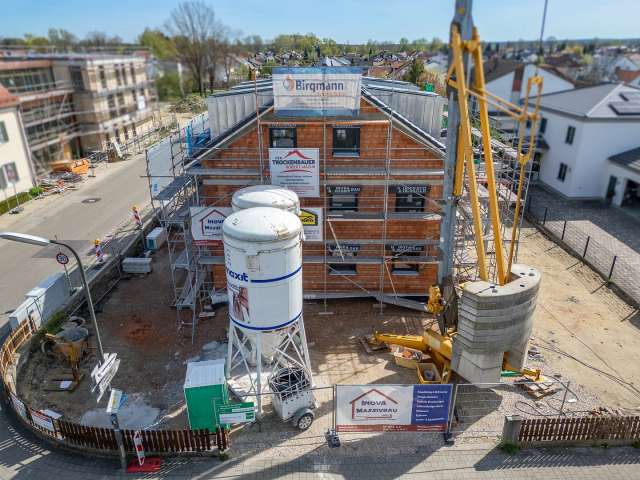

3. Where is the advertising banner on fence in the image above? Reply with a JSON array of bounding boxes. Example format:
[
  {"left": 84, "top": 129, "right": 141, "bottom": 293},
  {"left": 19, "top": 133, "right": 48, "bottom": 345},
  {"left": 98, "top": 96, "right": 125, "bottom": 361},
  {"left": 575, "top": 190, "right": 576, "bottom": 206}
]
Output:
[
  {"left": 191, "top": 207, "right": 232, "bottom": 245},
  {"left": 299, "top": 207, "right": 323, "bottom": 241},
  {"left": 10, "top": 392, "right": 27, "bottom": 420},
  {"left": 336, "top": 384, "right": 452, "bottom": 432},
  {"left": 269, "top": 148, "right": 319, "bottom": 197},
  {"left": 29, "top": 409, "right": 56, "bottom": 432},
  {"left": 273, "top": 67, "right": 362, "bottom": 116}
]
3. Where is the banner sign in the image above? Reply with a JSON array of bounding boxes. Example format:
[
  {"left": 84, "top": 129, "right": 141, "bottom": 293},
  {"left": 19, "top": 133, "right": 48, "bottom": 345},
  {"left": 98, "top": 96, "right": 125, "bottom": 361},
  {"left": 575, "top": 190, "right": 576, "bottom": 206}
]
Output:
[
  {"left": 10, "top": 392, "right": 27, "bottom": 420},
  {"left": 269, "top": 148, "right": 319, "bottom": 197},
  {"left": 326, "top": 185, "right": 361, "bottom": 194},
  {"left": 273, "top": 67, "right": 362, "bottom": 116},
  {"left": 191, "top": 207, "right": 232, "bottom": 245},
  {"left": 299, "top": 207, "right": 323, "bottom": 241},
  {"left": 329, "top": 243, "right": 360, "bottom": 254},
  {"left": 217, "top": 402, "right": 255, "bottom": 425},
  {"left": 336, "top": 384, "right": 452, "bottom": 432},
  {"left": 390, "top": 185, "right": 430, "bottom": 195},
  {"left": 388, "top": 244, "right": 424, "bottom": 253},
  {"left": 29, "top": 409, "right": 56, "bottom": 432}
]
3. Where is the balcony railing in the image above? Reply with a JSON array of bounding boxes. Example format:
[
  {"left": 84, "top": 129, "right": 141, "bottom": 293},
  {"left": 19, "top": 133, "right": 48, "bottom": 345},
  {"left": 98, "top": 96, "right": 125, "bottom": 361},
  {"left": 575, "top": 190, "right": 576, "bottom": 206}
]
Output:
[{"left": 2, "top": 80, "right": 73, "bottom": 96}]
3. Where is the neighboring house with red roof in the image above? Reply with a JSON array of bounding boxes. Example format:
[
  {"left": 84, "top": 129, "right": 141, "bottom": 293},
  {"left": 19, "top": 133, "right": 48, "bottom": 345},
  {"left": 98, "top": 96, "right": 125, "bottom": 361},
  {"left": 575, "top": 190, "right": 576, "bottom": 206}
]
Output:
[{"left": 0, "top": 85, "right": 36, "bottom": 196}]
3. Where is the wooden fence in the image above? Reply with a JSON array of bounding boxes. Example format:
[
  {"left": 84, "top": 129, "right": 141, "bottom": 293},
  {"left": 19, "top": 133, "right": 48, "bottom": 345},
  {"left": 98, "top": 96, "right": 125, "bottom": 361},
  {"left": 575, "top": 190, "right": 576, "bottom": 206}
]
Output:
[
  {"left": 519, "top": 416, "right": 640, "bottom": 444},
  {"left": 1, "top": 317, "right": 229, "bottom": 456}
]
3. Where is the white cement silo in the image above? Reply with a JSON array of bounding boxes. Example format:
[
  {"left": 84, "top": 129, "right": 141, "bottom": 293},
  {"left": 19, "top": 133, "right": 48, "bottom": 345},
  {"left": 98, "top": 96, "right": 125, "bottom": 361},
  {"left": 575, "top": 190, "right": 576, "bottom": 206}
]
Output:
[
  {"left": 231, "top": 185, "right": 300, "bottom": 214},
  {"left": 223, "top": 206, "right": 312, "bottom": 413}
]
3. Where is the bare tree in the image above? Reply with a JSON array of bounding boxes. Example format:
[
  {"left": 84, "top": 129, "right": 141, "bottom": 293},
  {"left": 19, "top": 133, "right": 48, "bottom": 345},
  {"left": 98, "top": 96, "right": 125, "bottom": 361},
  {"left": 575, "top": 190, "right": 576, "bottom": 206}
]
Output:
[{"left": 165, "top": 1, "right": 224, "bottom": 95}]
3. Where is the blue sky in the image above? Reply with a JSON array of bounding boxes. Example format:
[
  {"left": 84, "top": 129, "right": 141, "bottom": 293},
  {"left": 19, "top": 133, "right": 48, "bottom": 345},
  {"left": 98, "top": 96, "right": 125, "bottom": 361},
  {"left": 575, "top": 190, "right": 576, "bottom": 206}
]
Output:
[{"left": 1, "top": 0, "right": 639, "bottom": 44}]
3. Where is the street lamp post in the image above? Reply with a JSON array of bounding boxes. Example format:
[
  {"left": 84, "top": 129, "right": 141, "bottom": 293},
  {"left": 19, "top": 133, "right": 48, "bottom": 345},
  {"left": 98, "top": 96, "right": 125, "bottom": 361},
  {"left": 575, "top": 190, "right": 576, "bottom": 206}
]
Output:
[{"left": 0, "top": 232, "right": 106, "bottom": 364}]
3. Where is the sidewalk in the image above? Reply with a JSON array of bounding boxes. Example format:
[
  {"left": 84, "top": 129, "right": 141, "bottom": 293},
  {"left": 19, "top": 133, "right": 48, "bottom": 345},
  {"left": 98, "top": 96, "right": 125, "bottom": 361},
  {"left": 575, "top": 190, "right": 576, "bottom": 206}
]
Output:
[{"left": 1, "top": 404, "right": 639, "bottom": 480}]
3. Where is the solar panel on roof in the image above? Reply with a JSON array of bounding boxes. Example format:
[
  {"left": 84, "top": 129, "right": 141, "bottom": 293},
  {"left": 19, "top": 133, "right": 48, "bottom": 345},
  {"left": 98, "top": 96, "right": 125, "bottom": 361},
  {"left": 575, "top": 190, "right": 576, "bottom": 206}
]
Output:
[
  {"left": 609, "top": 102, "right": 640, "bottom": 116},
  {"left": 619, "top": 91, "right": 640, "bottom": 102}
]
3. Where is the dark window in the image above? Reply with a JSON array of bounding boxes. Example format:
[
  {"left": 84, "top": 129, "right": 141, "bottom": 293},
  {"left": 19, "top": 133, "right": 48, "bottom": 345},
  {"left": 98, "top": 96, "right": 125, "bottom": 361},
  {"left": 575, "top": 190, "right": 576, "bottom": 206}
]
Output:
[
  {"left": 121, "top": 65, "right": 128, "bottom": 85},
  {"left": 130, "top": 63, "right": 136, "bottom": 83},
  {"left": 107, "top": 95, "right": 117, "bottom": 118},
  {"left": 269, "top": 127, "right": 296, "bottom": 148},
  {"left": 395, "top": 191, "right": 425, "bottom": 212},
  {"left": 533, "top": 152, "right": 541, "bottom": 172},
  {"left": 69, "top": 66, "right": 84, "bottom": 90},
  {"left": 526, "top": 119, "right": 531, "bottom": 129},
  {"left": 392, "top": 251, "right": 420, "bottom": 275},
  {"left": 123, "top": 126, "right": 129, "bottom": 141},
  {"left": 539, "top": 117, "right": 547, "bottom": 133},
  {"left": 333, "top": 127, "right": 360, "bottom": 156},
  {"left": 328, "top": 246, "right": 358, "bottom": 275},
  {"left": 329, "top": 190, "right": 358, "bottom": 212},
  {"left": 0, "top": 121, "right": 8, "bottom": 143},
  {"left": 115, "top": 66, "right": 122, "bottom": 86},
  {"left": 565, "top": 125, "right": 575, "bottom": 145},
  {"left": 98, "top": 66, "right": 107, "bottom": 89},
  {"left": 557, "top": 162, "right": 568, "bottom": 182}
]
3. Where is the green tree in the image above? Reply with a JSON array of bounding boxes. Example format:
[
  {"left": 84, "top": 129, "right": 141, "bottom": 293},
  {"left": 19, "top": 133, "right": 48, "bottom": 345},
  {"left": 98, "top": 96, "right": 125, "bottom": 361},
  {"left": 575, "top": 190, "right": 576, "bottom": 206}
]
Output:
[
  {"left": 429, "top": 37, "right": 444, "bottom": 52},
  {"left": 260, "top": 59, "right": 278, "bottom": 76},
  {"left": 23, "top": 33, "right": 49, "bottom": 47},
  {"left": 404, "top": 58, "right": 425, "bottom": 85},
  {"left": 399, "top": 37, "right": 409, "bottom": 51},
  {"left": 139, "top": 29, "right": 177, "bottom": 60},
  {"left": 156, "top": 72, "right": 182, "bottom": 100},
  {"left": 48, "top": 28, "right": 76, "bottom": 50}
]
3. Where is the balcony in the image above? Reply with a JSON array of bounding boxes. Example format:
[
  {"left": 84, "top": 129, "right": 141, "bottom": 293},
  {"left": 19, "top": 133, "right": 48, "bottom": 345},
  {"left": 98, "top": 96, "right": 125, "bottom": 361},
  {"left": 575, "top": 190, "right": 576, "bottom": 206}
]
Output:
[
  {"left": 22, "top": 102, "right": 75, "bottom": 127},
  {"left": 4, "top": 80, "right": 74, "bottom": 102}
]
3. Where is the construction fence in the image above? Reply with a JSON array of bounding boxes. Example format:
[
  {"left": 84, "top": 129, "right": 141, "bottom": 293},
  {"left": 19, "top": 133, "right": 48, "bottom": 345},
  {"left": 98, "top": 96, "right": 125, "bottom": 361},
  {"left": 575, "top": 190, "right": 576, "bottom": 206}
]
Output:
[
  {"left": 526, "top": 196, "right": 640, "bottom": 307},
  {"left": 227, "top": 378, "right": 621, "bottom": 453},
  {"left": 1, "top": 317, "right": 229, "bottom": 456}
]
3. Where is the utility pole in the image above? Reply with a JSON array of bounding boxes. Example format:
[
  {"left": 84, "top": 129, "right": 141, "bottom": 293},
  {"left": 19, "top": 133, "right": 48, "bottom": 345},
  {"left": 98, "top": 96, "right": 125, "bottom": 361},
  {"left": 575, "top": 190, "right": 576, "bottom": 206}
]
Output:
[{"left": 437, "top": 0, "right": 474, "bottom": 332}]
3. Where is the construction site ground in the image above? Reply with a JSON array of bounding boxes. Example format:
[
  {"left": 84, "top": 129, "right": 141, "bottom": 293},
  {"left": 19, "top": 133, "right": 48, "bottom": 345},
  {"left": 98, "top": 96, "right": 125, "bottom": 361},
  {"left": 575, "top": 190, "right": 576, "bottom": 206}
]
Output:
[{"left": 14, "top": 221, "right": 640, "bottom": 457}]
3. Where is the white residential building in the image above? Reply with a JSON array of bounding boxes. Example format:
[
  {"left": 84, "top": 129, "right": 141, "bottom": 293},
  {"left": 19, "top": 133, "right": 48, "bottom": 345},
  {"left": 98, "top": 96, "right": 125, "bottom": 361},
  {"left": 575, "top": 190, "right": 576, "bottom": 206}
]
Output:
[
  {"left": 0, "top": 85, "right": 35, "bottom": 197},
  {"left": 482, "top": 61, "right": 575, "bottom": 132},
  {"left": 532, "top": 83, "right": 640, "bottom": 210}
]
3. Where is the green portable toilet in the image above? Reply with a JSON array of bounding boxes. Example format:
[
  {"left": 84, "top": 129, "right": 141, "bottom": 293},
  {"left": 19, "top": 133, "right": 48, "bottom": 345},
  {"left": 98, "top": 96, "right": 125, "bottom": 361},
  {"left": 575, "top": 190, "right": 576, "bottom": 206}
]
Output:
[{"left": 183, "top": 359, "right": 228, "bottom": 431}]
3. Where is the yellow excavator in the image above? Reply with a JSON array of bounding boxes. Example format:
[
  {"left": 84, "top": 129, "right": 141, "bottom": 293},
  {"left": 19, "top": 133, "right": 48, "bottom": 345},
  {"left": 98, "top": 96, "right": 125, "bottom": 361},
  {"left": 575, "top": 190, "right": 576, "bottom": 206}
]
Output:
[{"left": 371, "top": 0, "right": 544, "bottom": 385}]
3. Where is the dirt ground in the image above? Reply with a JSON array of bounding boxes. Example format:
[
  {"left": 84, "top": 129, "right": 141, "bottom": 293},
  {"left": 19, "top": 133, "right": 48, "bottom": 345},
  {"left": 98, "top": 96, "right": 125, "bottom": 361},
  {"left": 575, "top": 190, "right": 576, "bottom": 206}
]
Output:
[
  {"left": 16, "top": 221, "right": 640, "bottom": 437},
  {"left": 17, "top": 246, "right": 428, "bottom": 430},
  {"left": 518, "top": 225, "right": 640, "bottom": 410}
]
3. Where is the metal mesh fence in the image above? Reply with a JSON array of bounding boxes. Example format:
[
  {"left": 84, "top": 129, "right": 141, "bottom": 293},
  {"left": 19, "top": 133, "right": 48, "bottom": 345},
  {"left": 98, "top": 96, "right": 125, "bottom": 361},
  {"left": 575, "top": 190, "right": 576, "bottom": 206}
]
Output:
[
  {"left": 450, "top": 379, "right": 592, "bottom": 439},
  {"left": 526, "top": 198, "right": 640, "bottom": 306}
]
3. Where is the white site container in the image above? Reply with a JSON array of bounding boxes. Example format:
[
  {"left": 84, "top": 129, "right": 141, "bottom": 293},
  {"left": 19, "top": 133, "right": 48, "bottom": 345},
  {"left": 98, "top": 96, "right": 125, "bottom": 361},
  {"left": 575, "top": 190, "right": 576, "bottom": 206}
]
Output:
[
  {"left": 146, "top": 227, "right": 167, "bottom": 251},
  {"left": 231, "top": 185, "right": 300, "bottom": 214},
  {"left": 223, "top": 207, "right": 303, "bottom": 358}
]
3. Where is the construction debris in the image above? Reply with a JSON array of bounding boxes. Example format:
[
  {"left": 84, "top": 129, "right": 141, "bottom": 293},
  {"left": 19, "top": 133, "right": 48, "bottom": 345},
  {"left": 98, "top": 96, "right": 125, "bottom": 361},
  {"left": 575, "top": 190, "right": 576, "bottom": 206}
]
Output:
[{"left": 169, "top": 94, "right": 207, "bottom": 114}]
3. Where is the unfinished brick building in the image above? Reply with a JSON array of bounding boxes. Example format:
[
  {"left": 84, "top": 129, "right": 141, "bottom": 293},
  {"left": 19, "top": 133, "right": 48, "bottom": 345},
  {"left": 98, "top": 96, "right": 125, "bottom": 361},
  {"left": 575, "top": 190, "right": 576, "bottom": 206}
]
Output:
[{"left": 184, "top": 73, "right": 446, "bottom": 301}]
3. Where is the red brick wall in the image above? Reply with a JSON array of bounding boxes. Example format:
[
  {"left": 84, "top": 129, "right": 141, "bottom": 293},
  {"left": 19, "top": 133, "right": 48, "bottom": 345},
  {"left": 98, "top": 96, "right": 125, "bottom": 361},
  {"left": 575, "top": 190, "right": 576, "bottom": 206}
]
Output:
[{"left": 201, "top": 97, "right": 443, "bottom": 295}]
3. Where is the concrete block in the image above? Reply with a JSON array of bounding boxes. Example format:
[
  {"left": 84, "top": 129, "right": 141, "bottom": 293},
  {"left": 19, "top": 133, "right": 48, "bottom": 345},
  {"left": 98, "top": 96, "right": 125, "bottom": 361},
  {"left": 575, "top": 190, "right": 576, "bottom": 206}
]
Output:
[{"left": 450, "top": 264, "right": 541, "bottom": 384}]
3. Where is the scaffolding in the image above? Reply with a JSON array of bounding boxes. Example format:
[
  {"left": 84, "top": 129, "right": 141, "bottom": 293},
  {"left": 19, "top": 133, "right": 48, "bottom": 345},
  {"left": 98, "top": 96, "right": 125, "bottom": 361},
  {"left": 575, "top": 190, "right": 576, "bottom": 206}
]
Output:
[
  {"left": 145, "top": 113, "right": 212, "bottom": 341},
  {"left": 181, "top": 76, "right": 448, "bottom": 317}
]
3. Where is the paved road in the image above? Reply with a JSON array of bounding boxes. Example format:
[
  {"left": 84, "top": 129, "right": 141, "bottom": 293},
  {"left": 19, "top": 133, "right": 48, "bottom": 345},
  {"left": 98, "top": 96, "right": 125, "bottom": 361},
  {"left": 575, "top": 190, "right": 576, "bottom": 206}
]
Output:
[
  {"left": 1, "top": 404, "right": 639, "bottom": 480},
  {"left": 0, "top": 153, "right": 150, "bottom": 330}
]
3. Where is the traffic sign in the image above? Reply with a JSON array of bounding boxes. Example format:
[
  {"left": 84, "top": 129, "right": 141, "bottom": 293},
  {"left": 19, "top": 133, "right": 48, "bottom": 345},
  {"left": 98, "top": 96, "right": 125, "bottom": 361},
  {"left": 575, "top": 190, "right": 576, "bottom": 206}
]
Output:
[
  {"left": 91, "top": 353, "right": 120, "bottom": 402},
  {"left": 217, "top": 402, "right": 255, "bottom": 425},
  {"left": 56, "top": 252, "right": 69, "bottom": 265},
  {"left": 106, "top": 389, "right": 127, "bottom": 414}
]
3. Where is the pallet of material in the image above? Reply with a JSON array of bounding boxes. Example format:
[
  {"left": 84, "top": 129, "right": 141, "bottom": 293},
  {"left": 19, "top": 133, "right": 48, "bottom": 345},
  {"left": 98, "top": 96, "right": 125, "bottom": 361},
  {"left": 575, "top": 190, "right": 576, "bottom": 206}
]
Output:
[
  {"left": 122, "top": 257, "right": 153, "bottom": 274},
  {"left": 515, "top": 379, "right": 559, "bottom": 399}
]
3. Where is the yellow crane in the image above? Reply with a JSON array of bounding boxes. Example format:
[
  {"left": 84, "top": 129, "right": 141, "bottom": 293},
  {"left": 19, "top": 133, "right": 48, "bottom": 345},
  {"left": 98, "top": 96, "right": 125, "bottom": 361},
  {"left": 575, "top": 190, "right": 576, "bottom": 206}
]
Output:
[{"left": 372, "top": 0, "right": 544, "bottom": 384}]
